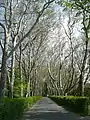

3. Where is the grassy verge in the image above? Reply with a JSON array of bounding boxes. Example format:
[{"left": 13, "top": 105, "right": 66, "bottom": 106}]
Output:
[
  {"left": 0, "top": 96, "right": 42, "bottom": 120},
  {"left": 49, "top": 96, "right": 89, "bottom": 116}
]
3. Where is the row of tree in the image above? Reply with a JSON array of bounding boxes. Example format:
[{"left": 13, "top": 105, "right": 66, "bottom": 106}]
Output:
[{"left": 0, "top": 0, "right": 90, "bottom": 98}]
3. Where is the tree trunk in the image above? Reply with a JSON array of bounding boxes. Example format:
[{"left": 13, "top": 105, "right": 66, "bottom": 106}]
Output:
[
  {"left": 78, "top": 12, "right": 89, "bottom": 96},
  {"left": 19, "top": 44, "right": 23, "bottom": 97},
  {"left": 26, "top": 75, "right": 31, "bottom": 97},
  {"left": 0, "top": 49, "right": 7, "bottom": 98},
  {"left": 0, "top": 25, "right": 7, "bottom": 98},
  {"left": 9, "top": 38, "right": 16, "bottom": 98}
]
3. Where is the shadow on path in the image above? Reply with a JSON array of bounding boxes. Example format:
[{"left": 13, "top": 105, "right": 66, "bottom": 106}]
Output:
[{"left": 22, "top": 97, "right": 90, "bottom": 120}]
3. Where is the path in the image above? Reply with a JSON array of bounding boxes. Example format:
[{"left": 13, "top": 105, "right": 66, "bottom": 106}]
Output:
[{"left": 22, "top": 97, "right": 90, "bottom": 120}]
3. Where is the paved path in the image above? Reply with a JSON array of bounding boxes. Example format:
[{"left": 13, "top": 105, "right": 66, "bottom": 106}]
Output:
[{"left": 22, "top": 97, "right": 90, "bottom": 120}]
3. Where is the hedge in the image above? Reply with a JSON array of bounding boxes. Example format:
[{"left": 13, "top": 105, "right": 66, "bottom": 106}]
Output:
[
  {"left": 49, "top": 96, "right": 89, "bottom": 115},
  {"left": 0, "top": 96, "right": 42, "bottom": 120}
]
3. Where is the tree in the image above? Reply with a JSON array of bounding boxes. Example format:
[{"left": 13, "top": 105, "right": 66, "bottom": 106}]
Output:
[
  {"left": 58, "top": 0, "right": 90, "bottom": 96},
  {"left": 0, "top": 0, "right": 55, "bottom": 98}
]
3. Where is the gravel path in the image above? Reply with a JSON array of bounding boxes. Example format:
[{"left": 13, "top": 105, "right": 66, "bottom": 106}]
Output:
[{"left": 22, "top": 97, "right": 90, "bottom": 120}]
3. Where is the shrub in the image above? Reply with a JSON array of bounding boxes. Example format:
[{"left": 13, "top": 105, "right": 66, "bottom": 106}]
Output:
[
  {"left": 0, "top": 96, "right": 42, "bottom": 120},
  {"left": 49, "top": 96, "right": 89, "bottom": 115}
]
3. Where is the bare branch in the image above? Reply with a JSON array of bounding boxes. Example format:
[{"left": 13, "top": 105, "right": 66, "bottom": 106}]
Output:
[{"left": 7, "top": 0, "right": 55, "bottom": 59}]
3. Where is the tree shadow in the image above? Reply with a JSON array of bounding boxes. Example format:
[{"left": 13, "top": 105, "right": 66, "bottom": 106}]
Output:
[{"left": 22, "top": 109, "right": 90, "bottom": 120}]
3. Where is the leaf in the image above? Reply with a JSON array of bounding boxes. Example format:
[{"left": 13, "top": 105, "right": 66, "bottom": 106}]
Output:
[{"left": 57, "top": 0, "right": 74, "bottom": 8}]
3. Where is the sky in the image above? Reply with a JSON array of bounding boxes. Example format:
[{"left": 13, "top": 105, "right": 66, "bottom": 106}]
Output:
[{"left": 0, "top": 0, "right": 4, "bottom": 4}]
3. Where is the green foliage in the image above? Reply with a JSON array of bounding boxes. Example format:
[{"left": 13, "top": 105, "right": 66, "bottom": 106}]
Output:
[
  {"left": 0, "top": 96, "right": 42, "bottom": 120},
  {"left": 49, "top": 96, "right": 89, "bottom": 115},
  {"left": 13, "top": 67, "right": 27, "bottom": 97},
  {"left": 57, "top": 0, "right": 90, "bottom": 12}
]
